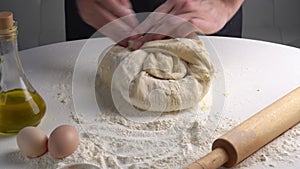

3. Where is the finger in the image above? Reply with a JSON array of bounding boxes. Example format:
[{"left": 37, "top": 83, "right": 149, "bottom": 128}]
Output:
[
  {"left": 154, "top": 0, "right": 174, "bottom": 13},
  {"left": 100, "top": 18, "right": 134, "bottom": 42},
  {"left": 77, "top": 0, "right": 135, "bottom": 42},
  {"left": 80, "top": 1, "right": 116, "bottom": 29},
  {"left": 133, "top": 0, "right": 196, "bottom": 35},
  {"left": 142, "top": 33, "right": 167, "bottom": 42},
  {"left": 132, "top": 29, "right": 180, "bottom": 49},
  {"left": 168, "top": 0, "right": 185, "bottom": 14},
  {"left": 118, "top": 13, "right": 139, "bottom": 30},
  {"left": 185, "top": 32, "right": 199, "bottom": 39},
  {"left": 131, "top": 15, "right": 177, "bottom": 49},
  {"left": 150, "top": 17, "right": 197, "bottom": 39},
  {"left": 131, "top": 38, "right": 145, "bottom": 50},
  {"left": 132, "top": 14, "right": 182, "bottom": 48},
  {"left": 96, "top": 0, "right": 131, "bottom": 17},
  {"left": 132, "top": 12, "right": 169, "bottom": 35},
  {"left": 118, "top": 0, "right": 133, "bottom": 9},
  {"left": 117, "top": 34, "right": 141, "bottom": 48},
  {"left": 96, "top": 0, "right": 138, "bottom": 28},
  {"left": 117, "top": 39, "right": 129, "bottom": 47},
  {"left": 77, "top": 0, "right": 103, "bottom": 27},
  {"left": 130, "top": 32, "right": 175, "bottom": 50},
  {"left": 95, "top": 5, "right": 133, "bottom": 41},
  {"left": 145, "top": 14, "right": 187, "bottom": 38},
  {"left": 136, "top": 14, "right": 199, "bottom": 46}
]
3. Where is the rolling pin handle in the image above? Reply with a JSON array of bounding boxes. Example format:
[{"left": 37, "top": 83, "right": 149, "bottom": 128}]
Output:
[{"left": 184, "top": 148, "right": 229, "bottom": 169}]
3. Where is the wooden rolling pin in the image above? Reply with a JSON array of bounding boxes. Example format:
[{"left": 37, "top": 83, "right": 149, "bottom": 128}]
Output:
[{"left": 185, "top": 87, "right": 300, "bottom": 169}]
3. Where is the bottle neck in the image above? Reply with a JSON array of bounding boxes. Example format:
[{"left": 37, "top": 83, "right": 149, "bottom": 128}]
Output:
[
  {"left": 0, "top": 23, "right": 18, "bottom": 57},
  {"left": 0, "top": 24, "right": 17, "bottom": 41},
  {"left": 0, "top": 26, "right": 34, "bottom": 93}
]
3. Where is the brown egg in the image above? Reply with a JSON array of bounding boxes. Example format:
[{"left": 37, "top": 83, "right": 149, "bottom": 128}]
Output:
[
  {"left": 48, "top": 125, "right": 80, "bottom": 159},
  {"left": 16, "top": 126, "right": 48, "bottom": 158}
]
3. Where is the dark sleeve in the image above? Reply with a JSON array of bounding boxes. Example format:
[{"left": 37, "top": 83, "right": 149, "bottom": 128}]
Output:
[
  {"left": 65, "top": 0, "right": 243, "bottom": 40},
  {"left": 130, "top": 0, "right": 166, "bottom": 12},
  {"left": 65, "top": 0, "right": 96, "bottom": 41}
]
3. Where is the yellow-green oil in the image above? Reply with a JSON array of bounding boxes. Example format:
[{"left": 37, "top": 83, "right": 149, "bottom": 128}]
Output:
[{"left": 0, "top": 89, "right": 46, "bottom": 135}]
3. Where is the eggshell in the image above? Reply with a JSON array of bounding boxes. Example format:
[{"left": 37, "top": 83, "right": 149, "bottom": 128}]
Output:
[
  {"left": 16, "top": 126, "right": 48, "bottom": 158},
  {"left": 48, "top": 125, "right": 80, "bottom": 159}
]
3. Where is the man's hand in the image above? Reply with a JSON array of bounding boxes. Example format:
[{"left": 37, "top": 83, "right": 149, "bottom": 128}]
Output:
[
  {"left": 131, "top": 0, "right": 244, "bottom": 49},
  {"left": 77, "top": 0, "right": 139, "bottom": 46}
]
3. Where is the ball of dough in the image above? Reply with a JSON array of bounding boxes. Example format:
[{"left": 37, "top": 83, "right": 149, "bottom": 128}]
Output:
[{"left": 98, "top": 38, "right": 214, "bottom": 112}]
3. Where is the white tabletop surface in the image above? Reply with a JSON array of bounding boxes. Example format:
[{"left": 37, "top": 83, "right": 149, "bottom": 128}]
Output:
[{"left": 0, "top": 37, "right": 299, "bottom": 169}]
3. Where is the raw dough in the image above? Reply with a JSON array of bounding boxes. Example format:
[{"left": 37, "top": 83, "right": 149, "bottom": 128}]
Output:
[{"left": 98, "top": 38, "right": 214, "bottom": 112}]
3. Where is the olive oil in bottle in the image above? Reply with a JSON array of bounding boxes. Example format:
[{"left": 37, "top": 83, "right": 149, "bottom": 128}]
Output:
[{"left": 0, "top": 11, "right": 46, "bottom": 135}]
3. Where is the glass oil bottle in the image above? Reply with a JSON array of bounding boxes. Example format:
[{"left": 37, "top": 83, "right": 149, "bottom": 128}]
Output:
[{"left": 0, "top": 11, "right": 46, "bottom": 135}]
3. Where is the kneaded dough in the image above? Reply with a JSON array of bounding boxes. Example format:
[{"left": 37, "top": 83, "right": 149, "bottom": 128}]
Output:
[{"left": 98, "top": 38, "right": 214, "bottom": 112}]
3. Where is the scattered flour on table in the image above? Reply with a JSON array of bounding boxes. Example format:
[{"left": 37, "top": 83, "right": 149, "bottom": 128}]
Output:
[
  {"left": 53, "top": 83, "right": 72, "bottom": 105},
  {"left": 62, "top": 115, "right": 300, "bottom": 169},
  {"left": 14, "top": 115, "right": 299, "bottom": 169},
  {"left": 12, "top": 84, "right": 300, "bottom": 169}
]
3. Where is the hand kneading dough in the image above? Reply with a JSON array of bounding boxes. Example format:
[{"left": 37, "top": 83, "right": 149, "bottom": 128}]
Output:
[{"left": 98, "top": 38, "right": 214, "bottom": 112}]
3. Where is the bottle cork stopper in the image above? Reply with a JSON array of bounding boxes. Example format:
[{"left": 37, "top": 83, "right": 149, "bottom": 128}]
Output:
[{"left": 0, "top": 11, "right": 14, "bottom": 30}]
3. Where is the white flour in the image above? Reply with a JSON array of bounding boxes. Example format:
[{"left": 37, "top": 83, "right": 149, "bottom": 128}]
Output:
[
  {"left": 54, "top": 83, "right": 72, "bottom": 105},
  {"left": 12, "top": 83, "right": 300, "bottom": 169}
]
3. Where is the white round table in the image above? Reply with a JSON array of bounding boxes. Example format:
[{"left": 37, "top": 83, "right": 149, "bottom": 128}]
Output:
[{"left": 0, "top": 37, "right": 299, "bottom": 169}]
